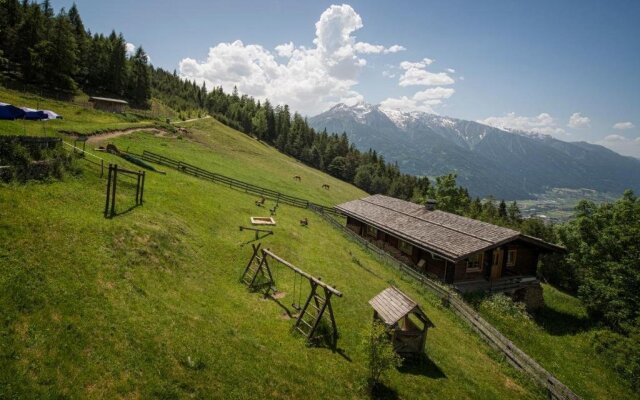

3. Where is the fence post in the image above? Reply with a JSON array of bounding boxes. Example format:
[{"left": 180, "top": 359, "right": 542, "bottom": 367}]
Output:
[
  {"left": 140, "top": 171, "right": 145, "bottom": 204},
  {"left": 135, "top": 172, "right": 141, "bottom": 205},
  {"left": 110, "top": 165, "right": 118, "bottom": 217},
  {"left": 104, "top": 164, "right": 112, "bottom": 217}
]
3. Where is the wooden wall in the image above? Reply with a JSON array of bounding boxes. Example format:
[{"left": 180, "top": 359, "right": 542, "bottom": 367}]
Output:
[{"left": 344, "top": 216, "right": 541, "bottom": 285}]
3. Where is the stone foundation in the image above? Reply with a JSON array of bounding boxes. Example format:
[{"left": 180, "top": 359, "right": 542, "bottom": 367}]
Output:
[{"left": 513, "top": 284, "right": 544, "bottom": 312}]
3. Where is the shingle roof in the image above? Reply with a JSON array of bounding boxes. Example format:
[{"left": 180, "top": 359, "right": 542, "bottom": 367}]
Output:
[
  {"left": 369, "top": 286, "right": 429, "bottom": 326},
  {"left": 336, "top": 195, "right": 562, "bottom": 261}
]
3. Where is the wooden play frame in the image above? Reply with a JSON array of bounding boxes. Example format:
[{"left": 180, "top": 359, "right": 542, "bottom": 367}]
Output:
[{"left": 240, "top": 243, "right": 342, "bottom": 345}]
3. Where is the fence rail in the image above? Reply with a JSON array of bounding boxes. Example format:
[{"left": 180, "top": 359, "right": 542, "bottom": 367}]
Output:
[
  {"left": 310, "top": 205, "right": 581, "bottom": 400},
  {"left": 133, "top": 150, "right": 341, "bottom": 215}
]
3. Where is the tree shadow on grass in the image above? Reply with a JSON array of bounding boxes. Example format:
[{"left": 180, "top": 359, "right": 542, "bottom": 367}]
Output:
[
  {"left": 369, "top": 382, "right": 399, "bottom": 400},
  {"left": 397, "top": 353, "right": 446, "bottom": 379},
  {"left": 533, "top": 305, "right": 595, "bottom": 336}
]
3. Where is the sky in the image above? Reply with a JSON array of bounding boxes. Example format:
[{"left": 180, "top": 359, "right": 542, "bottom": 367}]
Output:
[{"left": 53, "top": 1, "right": 640, "bottom": 157}]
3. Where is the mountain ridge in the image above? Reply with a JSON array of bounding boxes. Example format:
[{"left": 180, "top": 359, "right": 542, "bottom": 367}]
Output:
[{"left": 309, "top": 102, "right": 640, "bottom": 199}]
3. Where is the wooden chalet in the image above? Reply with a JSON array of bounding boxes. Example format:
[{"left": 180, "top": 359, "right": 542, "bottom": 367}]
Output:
[
  {"left": 369, "top": 287, "right": 433, "bottom": 356},
  {"left": 337, "top": 195, "right": 564, "bottom": 309},
  {"left": 89, "top": 97, "right": 128, "bottom": 113}
]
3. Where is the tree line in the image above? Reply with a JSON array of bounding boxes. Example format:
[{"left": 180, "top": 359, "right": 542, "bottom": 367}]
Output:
[
  {"left": 2, "top": 1, "right": 637, "bottom": 388},
  {"left": 0, "top": 0, "right": 151, "bottom": 107}
]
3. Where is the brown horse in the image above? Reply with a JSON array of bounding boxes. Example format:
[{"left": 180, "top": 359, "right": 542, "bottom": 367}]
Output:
[{"left": 293, "top": 175, "right": 301, "bottom": 181}]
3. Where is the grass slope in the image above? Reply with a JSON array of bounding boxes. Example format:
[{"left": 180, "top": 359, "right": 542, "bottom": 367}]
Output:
[
  {"left": 1, "top": 111, "right": 541, "bottom": 398},
  {"left": 475, "top": 285, "right": 636, "bottom": 399},
  {"left": 0, "top": 87, "right": 154, "bottom": 136}
]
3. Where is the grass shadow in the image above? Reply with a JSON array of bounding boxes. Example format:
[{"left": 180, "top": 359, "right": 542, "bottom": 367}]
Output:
[
  {"left": 398, "top": 353, "right": 446, "bottom": 379},
  {"left": 533, "top": 305, "right": 595, "bottom": 336},
  {"left": 369, "top": 382, "right": 399, "bottom": 400},
  {"left": 106, "top": 203, "right": 141, "bottom": 218}
]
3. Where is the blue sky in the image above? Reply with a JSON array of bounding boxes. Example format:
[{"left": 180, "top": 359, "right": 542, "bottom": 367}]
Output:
[{"left": 55, "top": 1, "right": 640, "bottom": 156}]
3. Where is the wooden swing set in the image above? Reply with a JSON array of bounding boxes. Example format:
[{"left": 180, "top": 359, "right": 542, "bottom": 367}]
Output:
[{"left": 240, "top": 243, "right": 342, "bottom": 344}]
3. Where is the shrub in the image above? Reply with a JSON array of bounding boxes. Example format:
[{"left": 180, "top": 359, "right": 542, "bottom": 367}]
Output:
[
  {"left": 478, "top": 293, "right": 532, "bottom": 323},
  {"left": 362, "top": 320, "right": 401, "bottom": 393},
  {"left": 593, "top": 322, "right": 640, "bottom": 390}
]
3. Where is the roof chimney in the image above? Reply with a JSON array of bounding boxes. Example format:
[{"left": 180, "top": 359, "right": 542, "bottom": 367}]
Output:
[{"left": 425, "top": 199, "right": 437, "bottom": 211}]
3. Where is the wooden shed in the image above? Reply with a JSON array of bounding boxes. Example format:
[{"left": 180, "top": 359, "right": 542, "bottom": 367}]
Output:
[
  {"left": 89, "top": 97, "right": 128, "bottom": 113},
  {"left": 337, "top": 195, "right": 565, "bottom": 310},
  {"left": 369, "top": 287, "right": 433, "bottom": 356}
]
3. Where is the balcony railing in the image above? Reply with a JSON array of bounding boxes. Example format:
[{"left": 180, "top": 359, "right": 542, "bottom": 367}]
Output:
[{"left": 454, "top": 275, "right": 539, "bottom": 293}]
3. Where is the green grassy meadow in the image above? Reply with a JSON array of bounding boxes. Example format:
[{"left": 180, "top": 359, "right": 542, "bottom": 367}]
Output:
[
  {"left": 0, "top": 109, "right": 544, "bottom": 398},
  {"left": 475, "top": 285, "right": 636, "bottom": 399},
  {"left": 0, "top": 87, "right": 155, "bottom": 136}
]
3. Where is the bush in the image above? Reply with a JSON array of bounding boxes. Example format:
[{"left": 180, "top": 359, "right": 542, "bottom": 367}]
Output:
[
  {"left": 478, "top": 293, "right": 532, "bottom": 323},
  {"left": 593, "top": 322, "right": 640, "bottom": 390},
  {"left": 362, "top": 321, "right": 401, "bottom": 393},
  {"left": 0, "top": 140, "right": 79, "bottom": 183}
]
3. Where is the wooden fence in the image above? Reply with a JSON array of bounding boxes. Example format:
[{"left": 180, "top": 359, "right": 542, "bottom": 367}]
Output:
[
  {"left": 310, "top": 205, "right": 581, "bottom": 400},
  {"left": 132, "top": 150, "right": 341, "bottom": 216}
]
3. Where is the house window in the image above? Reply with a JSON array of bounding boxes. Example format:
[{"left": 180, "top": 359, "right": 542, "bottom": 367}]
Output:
[
  {"left": 366, "top": 224, "right": 378, "bottom": 238},
  {"left": 507, "top": 249, "right": 517, "bottom": 267},
  {"left": 466, "top": 253, "right": 483, "bottom": 272},
  {"left": 398, "top": 240, "right": 413, "bottom": 255}
]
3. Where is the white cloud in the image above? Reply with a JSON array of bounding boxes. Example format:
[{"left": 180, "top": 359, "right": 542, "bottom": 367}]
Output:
[
  {"left": 446, "top": 68, "right": 455, "bottom": 73},
  {"left": 396, "top": 57, "right": 454, "bottom": 87},
  {"left": 382, "top": 70, "right": 396, "bottom": 78},
  {"left": 385, "top": 45, "right": 406, "bottom": 53},
  {"left": 603, "top": 134, "right": 626, "bottom": 142},
  {"left": 399, "top": 58, "right": 433, "bottom": 70},
  {"left": 399, "top": 69, "right": 454, "bottom": 86},
  {"left": 596, "top": 134, "right": 640, "bottom": 158},
  {"left": 275, "top": 42, "right": 294, "bottom": 58},
  {"left": 380, "top": 87, "right": 455, "bottom": 113},
  {"left": 179, "top": 4, "right": 404, "bottom": 115},
  {"left": 353, "top": 42, "right": 405, "bottom": 54},
  {"left": 613, "top": 121, "right": 635, "bottom": 130},
  {"left": 353, "top": 42, "right": 384, "bottom": 54},
  {"left": 567, "top": 112, "right": 591, "bottom": 128},
  {"left": 125, "top": 42, "right": 136, "bottom": 57},
  {"left": 478, "top": 112, "right": 566, "bottom": 137}
]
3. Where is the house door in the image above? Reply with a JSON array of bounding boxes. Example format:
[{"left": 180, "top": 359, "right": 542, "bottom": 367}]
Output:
[{"left": 490, "top": 248, "right": 503, "bottom": 281}]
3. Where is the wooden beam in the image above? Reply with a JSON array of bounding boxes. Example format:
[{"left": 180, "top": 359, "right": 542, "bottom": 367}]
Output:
[{"left": 262, "top": 249, "right": 342, "bottom": 297}]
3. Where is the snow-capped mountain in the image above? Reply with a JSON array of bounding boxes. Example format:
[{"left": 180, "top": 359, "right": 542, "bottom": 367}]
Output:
[{"left": 309, "top": 103, "right": 640, "bottom": 199}]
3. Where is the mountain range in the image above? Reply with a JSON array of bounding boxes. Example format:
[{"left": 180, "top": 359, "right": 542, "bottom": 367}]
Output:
[{"left": 309, "top": 103, "right": 640, "bottom": 199}]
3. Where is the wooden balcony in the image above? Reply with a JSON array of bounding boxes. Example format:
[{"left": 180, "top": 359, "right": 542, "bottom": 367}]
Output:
[{"left": 453, "top": 275, "right": 539, "bottom": 294}]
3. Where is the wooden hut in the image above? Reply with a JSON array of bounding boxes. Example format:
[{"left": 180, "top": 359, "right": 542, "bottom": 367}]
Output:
[
  {"left": 88, "top": 97, "right": 128, "bottom": 113},
  {"left": 337, "top": 195, "right": 565, "bottom": 310},
  {"left": 369, "top": 287, "right": 433, "bottom": 356}
]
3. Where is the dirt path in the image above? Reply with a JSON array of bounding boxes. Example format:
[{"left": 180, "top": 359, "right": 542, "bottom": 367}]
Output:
[
  {"left": 82, "top": 116, "right": 211, "bottom": 144},
  {"left": 85, "top": 127, "right": 166, "bottom": 144}
]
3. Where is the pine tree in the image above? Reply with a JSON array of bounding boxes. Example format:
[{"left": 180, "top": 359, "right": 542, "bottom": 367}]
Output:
[
  {"left": 498, "top": 200, "right": 508, "bottom": 220},
  {"left": 126, "top": 46, "right": 151, "bottom": 107}
]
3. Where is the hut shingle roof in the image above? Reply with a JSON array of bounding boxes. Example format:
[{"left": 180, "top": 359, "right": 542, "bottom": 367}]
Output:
[
  {"left": 369, "top": 286, "right": 428, "bottom": 326},
  {"left": 336, "top": 195, "right": 562, "bottom": 261}
]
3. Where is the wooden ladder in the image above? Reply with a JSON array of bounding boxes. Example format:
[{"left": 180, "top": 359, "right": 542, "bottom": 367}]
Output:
[
  {"left": 240, "top": 243, "right": 274, "bottom": 291},
  {"left": 294, "top": 282, "right": 337, "bottom": 344}
]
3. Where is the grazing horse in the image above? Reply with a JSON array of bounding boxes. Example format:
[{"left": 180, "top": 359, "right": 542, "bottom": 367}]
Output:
[
  {"left": 322, "top": 184, "right": 330, "bottom": 190},
  {"left": 293, "top": 175, "right": 301, "bottom": 181},
  {"left": 255, "top": 197, "right": 266, "bottom": 207},
  {"left": 300, "top": 217, "right": 308, "bottom": 226}
]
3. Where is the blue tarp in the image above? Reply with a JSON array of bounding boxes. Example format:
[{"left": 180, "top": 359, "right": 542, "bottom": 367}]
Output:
[
  {"left": 20, "top": 107, "right": 48, "bottom": 120},
  {"left": 0, "top": 102, "right": 26, "bottom": 120}
]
